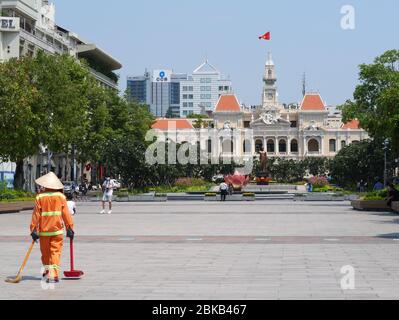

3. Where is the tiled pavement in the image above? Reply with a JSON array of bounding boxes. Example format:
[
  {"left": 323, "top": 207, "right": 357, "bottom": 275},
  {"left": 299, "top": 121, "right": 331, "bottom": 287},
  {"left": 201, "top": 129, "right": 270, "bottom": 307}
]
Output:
[{"left": 1, "top": 201, "right": 399, "bottom": 300}]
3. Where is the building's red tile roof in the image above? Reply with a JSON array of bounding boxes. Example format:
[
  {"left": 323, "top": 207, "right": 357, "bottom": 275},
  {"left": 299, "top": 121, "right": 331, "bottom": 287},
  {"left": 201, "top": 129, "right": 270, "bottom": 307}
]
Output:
[
  {"left": 152, "top": 119, "right": 194, "bottom": 130},
  {"left": 215, "top": 94, "right": 241, "bottom": 112},
  {"left": 301, "top": 93, "right": 326, "bottom": 111},
  {"left": 342, "top": 119, "right": 361, "bottom": 130}
]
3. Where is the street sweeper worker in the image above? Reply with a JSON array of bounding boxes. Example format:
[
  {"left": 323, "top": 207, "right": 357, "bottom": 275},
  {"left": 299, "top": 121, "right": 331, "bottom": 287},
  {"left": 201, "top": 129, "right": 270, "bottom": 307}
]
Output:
[{"left": 30, "top": 172, "right": 75, "bottom": 284}]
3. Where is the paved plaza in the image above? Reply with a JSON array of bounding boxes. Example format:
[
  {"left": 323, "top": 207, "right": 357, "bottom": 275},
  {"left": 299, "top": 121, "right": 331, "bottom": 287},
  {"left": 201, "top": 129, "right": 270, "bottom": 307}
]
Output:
[{"left": 1, "top": 200, "right": 399, "bottom": 300}]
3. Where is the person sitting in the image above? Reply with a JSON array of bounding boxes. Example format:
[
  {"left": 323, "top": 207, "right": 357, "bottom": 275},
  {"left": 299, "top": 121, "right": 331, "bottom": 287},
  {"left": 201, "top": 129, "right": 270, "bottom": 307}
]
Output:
[
  {"left": 373, "top": 181, "right": 385, "bottom": 191},
  {"left": 386, "top": 183, "right": 399, "bottom": 208}
]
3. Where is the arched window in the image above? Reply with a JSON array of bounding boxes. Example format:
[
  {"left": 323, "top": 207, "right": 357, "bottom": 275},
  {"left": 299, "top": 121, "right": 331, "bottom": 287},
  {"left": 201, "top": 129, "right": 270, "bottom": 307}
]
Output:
[
  {"left": 255, "top": 139, "right": 264, "bottom": 152},
  {"left": 341, "top": 141, "right": 347, "bottom": 149},
  {"left": 222, "top": 139, "right": 233, "bottom": 154},
  {"left": 308, "top": 139, "right": 320, "bottom": 153},
  {"left": 279, "top": 140, "right": 287, "bottom": 153},
  {"left": 267, "top": 139, "right": 275, "bottom": 153},
  {"left": 291, "top": 139, "right": 299, "bottom": 153},
  {"left": 329, "top": 139, "right": 337, "bottom": 153},
  {"left": 243, "top": 140, "right": 252, "bottom": 154}
]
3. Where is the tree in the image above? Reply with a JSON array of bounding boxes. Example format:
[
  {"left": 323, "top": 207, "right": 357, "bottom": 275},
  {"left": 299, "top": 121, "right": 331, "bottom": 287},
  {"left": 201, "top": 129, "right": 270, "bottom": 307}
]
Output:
[
  {"left": 0, "top": 57, "right": 43, "bottom": 188},
  {"left": 0, "top": 52, "right": 106, "bottom": 188},
  {"left": 99, "top": 97, "right": 155, "bottom": 189},
  {"left": 330, "top": 140, "right": 389, "bottom": 189},
  {"left": 187, "top": 113, "right": 209, "bottom": 129},
  {"left": 165, "top": 108, "right": 175, "bottom": 119},
  {"left": 341, "top": 50, "right": 399, "bottom": 157}
]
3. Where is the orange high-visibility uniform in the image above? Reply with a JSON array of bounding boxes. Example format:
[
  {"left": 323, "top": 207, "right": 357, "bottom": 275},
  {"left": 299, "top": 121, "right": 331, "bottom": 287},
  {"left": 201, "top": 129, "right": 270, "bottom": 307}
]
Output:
[{"left": 30, "top": 192, "right": 74, "bottom": 279}]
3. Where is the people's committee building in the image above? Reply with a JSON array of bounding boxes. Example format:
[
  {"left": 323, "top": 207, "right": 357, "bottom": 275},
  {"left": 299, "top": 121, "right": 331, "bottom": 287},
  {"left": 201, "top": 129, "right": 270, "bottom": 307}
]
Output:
[{"left": 152, "top": 53, "right": 368, "bottom": 160}]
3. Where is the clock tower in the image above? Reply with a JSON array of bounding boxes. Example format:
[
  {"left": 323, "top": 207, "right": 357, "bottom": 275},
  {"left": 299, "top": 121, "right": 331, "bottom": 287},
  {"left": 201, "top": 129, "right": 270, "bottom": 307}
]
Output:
[{"left": 262, "top": 52, "right": 279, "bottom": 109}]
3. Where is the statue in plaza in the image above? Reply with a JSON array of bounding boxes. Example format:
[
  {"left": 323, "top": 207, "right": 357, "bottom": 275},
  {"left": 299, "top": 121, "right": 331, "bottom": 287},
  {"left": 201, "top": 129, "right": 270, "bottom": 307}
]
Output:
[{"left": 258, "top": 148, "right": 268, "bottom": 173}]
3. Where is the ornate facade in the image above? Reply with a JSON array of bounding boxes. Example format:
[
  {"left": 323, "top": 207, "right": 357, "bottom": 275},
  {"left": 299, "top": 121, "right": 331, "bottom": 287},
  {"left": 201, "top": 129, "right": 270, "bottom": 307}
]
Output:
[{"left": 211, "top": 53, "right": 368, "bottom": 160}]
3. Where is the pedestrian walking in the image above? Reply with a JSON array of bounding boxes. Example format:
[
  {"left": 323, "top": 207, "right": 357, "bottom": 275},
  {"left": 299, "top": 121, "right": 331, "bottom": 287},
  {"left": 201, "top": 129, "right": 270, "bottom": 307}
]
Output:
[
  {"left": 219, "top": 181, "right": 228, "bottom": 202},
  {"left": 100, "top": 177, "right": 116, "bottom": 214},
  {"left": 30, "top": 172, "right": 75, "bottom": 283},
  {"left": 66, "top": 193, "right": 76, "bottom": 216},
  {"left": 79, "top": 181, "right": 88, "bottom": 202}
]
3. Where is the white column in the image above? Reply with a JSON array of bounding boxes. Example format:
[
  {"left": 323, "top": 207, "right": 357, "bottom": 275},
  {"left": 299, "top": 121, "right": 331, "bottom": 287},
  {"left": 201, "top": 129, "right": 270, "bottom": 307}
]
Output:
[{"left": 303, "top": 137, "right": 307, "bottom": 156}]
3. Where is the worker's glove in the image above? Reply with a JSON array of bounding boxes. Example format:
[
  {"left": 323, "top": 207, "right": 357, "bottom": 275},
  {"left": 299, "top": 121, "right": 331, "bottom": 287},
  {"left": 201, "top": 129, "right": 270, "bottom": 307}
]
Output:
[
  {"left": 31, "top": 230, "right": 39, "bottom": 243},
  {"left": 66, "top": 228, "right": 75, "bottom": 240}
]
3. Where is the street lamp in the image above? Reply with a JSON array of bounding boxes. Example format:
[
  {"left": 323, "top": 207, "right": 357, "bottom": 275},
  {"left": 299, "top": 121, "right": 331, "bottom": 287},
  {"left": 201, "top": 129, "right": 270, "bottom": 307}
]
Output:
[{"left": 383, "top": 138, "right": 390, "bottom": 186}]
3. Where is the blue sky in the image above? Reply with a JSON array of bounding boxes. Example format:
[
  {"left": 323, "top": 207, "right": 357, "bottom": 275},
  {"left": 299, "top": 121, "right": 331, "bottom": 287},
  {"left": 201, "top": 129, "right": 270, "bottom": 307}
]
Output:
[{"left": 52, "top": 0, "right": 398, "bottom": 106}]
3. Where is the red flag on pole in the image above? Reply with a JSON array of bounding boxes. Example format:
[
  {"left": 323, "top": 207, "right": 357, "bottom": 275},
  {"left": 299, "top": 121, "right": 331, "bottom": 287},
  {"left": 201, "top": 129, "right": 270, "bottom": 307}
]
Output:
[{"left": 259, "top": 32, "right": 271, "bottom": 40}]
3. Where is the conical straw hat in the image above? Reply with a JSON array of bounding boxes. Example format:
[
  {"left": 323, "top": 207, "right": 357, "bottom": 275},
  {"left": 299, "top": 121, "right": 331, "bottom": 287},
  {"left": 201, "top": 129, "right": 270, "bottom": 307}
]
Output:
[{"left": 35, "top": 172, "right": 64, "bottom": 190}]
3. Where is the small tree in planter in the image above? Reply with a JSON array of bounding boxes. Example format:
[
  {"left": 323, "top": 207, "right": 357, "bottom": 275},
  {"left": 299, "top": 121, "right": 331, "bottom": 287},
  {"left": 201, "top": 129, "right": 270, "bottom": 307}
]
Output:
[
  {"left": 204, "top": 192, "right": 218, "bottom": 201},
  {"left": 154, "top": 193, "right": 168, "bottom": 202},
  {"left": 242, "top": 192, "right": 256, "bottom": 201}
]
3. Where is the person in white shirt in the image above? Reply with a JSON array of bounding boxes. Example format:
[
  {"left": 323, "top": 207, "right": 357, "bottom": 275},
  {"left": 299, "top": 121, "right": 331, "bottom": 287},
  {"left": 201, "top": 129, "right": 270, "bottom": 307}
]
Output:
[
  {"left": 219, "top": 182, "right": 229, "bottom": 202},
  {"left": 100, "top": 177, "right": 116, "bottom": 214},
  {"left": 66, "top": 193, "right": 76, "bottom": 216}
]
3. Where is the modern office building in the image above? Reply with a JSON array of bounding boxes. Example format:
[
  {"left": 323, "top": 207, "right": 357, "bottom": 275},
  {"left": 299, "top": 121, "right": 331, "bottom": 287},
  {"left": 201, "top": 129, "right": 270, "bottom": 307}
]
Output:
[
  {"left": 127, "top": 70, "right": 187, "bottom": 118},
  {"left": 127, "top": 60, "right": 233, "bottom": 118},
  {"left": 179, "top": 60, "right": 232, "bottom": 117},
  {"left": 0, "top": 0, "right": 122, "bottom": 189}
]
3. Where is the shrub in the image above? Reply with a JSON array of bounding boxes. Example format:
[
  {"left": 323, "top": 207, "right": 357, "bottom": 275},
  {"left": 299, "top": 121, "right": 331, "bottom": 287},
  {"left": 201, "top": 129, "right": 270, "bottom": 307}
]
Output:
[
  {"left": 362, "top": 195, "right": 385, "bottom": 201},
  {"left": 308, "top": 176, "right": 329, "bottom": 188},
  {"left": 155, "top": 193, "right": 167, "bottom": 197},
  {"left": 175, "top": 178, "right": 207, "bottom": 188},
  {"left": 243, "top": 193, "right": 255, "bottom": 197},
  {"left": 0, "top": 182, "right": 34, "bottom": 201}
]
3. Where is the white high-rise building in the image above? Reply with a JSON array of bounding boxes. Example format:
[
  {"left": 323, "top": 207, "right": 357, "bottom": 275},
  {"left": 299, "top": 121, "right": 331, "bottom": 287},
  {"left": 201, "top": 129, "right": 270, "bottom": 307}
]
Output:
[
  {"left": 0, "top": 0, "right": 121, "bottom": 90},
  {"left": 179, "top": 60, "right": 233, "bottom": 117},
  {"left": 0, "top": 0, "right": 122, "bottom": 190}
]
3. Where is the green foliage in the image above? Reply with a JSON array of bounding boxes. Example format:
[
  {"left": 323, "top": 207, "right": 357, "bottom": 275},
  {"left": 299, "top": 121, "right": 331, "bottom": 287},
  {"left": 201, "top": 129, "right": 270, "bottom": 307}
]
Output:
[
  {"left": 205, "top": 193, "right": 217, "bottom": 197},
  {"left": 362, "top": 195, "right": 386, "bottom": 201},
  {"left": 186, "top": 114, "right": 210, "bottom": 128},
  {"left": 252, "top": 157, "right": 330, "bottom": 183},
  {"left": 329, "top": 139, "right": 387, "bottom": 189},
  {"left": 313, "top": 186, "right": 343, "bottom": 193},
  {"left": 243, "top": 193, "right": 255, "bottom": 197},
  {"left": 0, "top": 182, "right": 33, "bottom": 201},
  {"left": 340, "top": 49, "right": 399, "bottom": 157},
  {"left": 0, "top": 52, "right": 109, "bottom": 188}
]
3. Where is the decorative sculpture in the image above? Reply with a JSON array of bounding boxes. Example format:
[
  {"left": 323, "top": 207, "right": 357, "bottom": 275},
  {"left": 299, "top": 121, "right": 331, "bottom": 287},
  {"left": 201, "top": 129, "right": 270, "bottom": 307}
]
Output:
[{"left": 224, "top": 171, "right": 250, "bottom": 192}]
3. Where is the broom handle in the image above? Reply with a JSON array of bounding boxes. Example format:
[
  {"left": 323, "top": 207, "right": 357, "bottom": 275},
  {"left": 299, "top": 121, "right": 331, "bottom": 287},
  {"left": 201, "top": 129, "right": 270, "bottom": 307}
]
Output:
[
  {"left": 70, "top": 238, "right": 74, "bottom": 271},
  {"left": 17, "top": 241, "right": 35, "bottom": 277}
]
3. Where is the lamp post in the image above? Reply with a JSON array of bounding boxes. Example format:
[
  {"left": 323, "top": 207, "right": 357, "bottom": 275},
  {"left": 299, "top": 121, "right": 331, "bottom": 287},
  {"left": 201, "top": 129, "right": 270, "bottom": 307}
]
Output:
[{"left": 383, "top": 138, "right": 390, "bottom": 186}]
